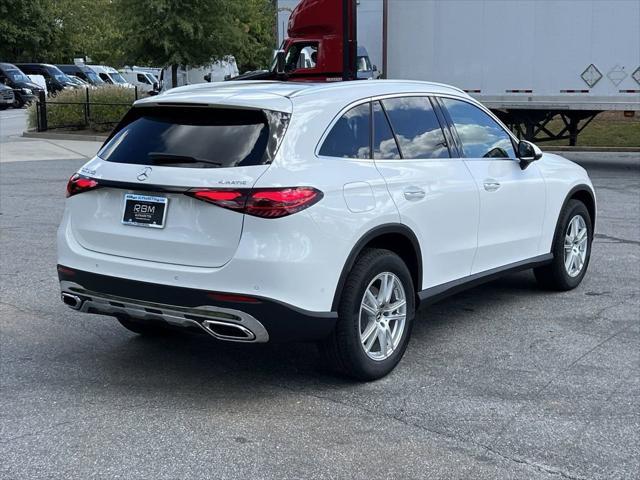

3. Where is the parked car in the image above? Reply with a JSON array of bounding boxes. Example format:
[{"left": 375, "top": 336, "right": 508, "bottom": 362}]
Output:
[
  {"left": 119, "top": 68, "right": 158, "bottom": 92},
  {"left": 57, "top": 80, "right": 596, "bottom": 380},
  {"left": 14, "top": 63, "right": 77, "bottom": 95},
  {"left": 86, "top": 65, "right": 133, "bottom": 88},
  {"left": 158, "top": 56, "right": 239, "bottom": 91},
  {"left": 27, "top": 74, "right": 47, "bottom": 95},
  {"left": 67, "top": 75, "right": 90, "bottom": 87},
  {"left": 57, "top": 64, "right": 105, "bottom": 86},
  {"left": 0, "top": 82, "right": 14, "bottom": 109},
  {"left": 0, "top": 63, "right": 42, "bottom": 107}
]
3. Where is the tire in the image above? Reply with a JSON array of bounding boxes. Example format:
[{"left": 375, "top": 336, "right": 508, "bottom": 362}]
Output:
[
  {"left": 535, "top": 199, "right": 593, "bottom": 290},
  {"left": 320, "top": 248, "right": 416, "bottom": 381},
  {"left": 116, "top": 316, "right": 169, "bottom": 336},
  {"left": 12, "top": 97, "right": 24, "bottom": 109}
]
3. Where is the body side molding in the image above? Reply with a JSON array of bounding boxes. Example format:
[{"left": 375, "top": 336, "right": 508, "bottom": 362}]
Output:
[{"left": 418, "top": 253, "right": 553, "bottom": 307}]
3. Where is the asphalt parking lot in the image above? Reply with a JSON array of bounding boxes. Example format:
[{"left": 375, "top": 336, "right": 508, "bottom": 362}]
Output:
[{"left": 1, "top": 109, "right": 638, "bottom": 479}]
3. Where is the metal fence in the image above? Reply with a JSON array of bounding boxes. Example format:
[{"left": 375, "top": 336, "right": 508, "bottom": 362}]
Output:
[{"left": 35, "top": 87, "right": 139, "bottom": 132}]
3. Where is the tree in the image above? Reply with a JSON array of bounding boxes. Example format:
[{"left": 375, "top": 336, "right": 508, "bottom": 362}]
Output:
[
  {"left": 0, "top": 0, "right": 57, "bottom": 61},
  {"left": 115, "top": 0, "right": 275, "bottom": 86},
  {"left": 0, "top": 0, "right": 276, "bottom": 78},
  {"left": 0, "top": 0, "right": 124, "bottom": 64},
  {"left": 226, "top": 0, "right": 276, "bottom": 72},
  {"left": 45, "top": 0, "right": 126, "bottom": 65},
  {"left": 115, "top": 0, "right": 228, "bottom": 87}
]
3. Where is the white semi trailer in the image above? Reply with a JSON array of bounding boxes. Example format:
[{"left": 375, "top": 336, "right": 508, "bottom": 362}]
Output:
[{"left": 383, "top": 0, "right": 640, "bottom": 144}]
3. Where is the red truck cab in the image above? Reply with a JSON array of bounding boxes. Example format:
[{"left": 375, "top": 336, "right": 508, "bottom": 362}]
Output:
[{"left": 234, "top": 0, "right": 357, "bottom": 82}]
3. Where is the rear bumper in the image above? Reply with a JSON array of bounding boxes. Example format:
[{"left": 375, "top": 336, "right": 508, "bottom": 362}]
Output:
[{"left": 57, "top": 265, "right": 337, "bottom": 343}]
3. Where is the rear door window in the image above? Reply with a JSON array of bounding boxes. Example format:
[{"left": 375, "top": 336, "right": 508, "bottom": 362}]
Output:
[
  {"left": 98, "top": 108, "right": 290, "bottom": 168},
  {"left": 319, "top": 103, "right": 371, "bottom": 159},
  {"left": 381, "top": 97, "right": 449, "bottom": 159}
]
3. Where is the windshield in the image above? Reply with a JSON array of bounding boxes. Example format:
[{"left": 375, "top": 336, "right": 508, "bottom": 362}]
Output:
[
  {"left": 99, "top": 107, "right": 290, "bottom": 168},
  {"left": 357, "top": 56, "right": 372, "bottom": 72},
  {"left": 45, "top": 66, "right": 73, "bottom": 84},
  {"left": 110, "top": 72, "right": 127, "bottom": 84},
  {"left": 85, "top": 71, "right": 103, "bottom": 84},
  {"left": 7, "top": 70, "right": 29, "bottom": 82}
]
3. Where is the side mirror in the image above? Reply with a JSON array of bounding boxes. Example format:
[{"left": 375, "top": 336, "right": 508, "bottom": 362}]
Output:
[
  {"left": 203, "top": 73, "right": 211, "bottom": 82},
  {"left": 372, "top": 65, "right": 378, "bottom": 72},
  {"left": 275, "top": 50, "right": 286, "bottom": 74},
  {"left": 517, "top": 140, "right": 542, "bottom": 169}
]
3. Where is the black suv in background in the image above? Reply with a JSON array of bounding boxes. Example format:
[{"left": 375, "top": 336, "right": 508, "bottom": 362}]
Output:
[
  {"left": 0, "top": 63, "right": 42, "bottom": 108},
  {"left": 0, "top": 82, "right": 15, "bottom": 109},
  {"left": 57, "top": 64, "right": 105, "bottom": 86},
  {"left": 14, "top": 63, "right": 77, "bottom": 95}
]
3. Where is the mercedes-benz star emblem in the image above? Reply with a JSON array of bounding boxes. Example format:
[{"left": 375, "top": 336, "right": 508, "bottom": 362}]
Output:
[{"left": 137, "top": 167, "right": 152, "bottom": 182}]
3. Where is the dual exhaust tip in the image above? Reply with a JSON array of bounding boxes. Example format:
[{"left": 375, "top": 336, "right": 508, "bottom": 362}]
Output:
[
  {"left": 202, "top": 319, "right": 256, "bottom": 341},
  {"left": 61, "top": 292, "right": 257, "bottom": 342},
  {"left": 61, "top": 292, "right": 82, "bottom": 310}
]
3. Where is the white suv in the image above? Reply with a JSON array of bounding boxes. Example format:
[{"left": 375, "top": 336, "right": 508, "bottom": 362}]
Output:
[{"left": 58, "top": 80, "right": 595, "bottom": 380}]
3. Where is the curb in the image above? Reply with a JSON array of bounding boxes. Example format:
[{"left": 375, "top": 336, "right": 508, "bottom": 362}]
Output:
[{"left": 22, "top": 130, "right": 108, "bottom": 142}]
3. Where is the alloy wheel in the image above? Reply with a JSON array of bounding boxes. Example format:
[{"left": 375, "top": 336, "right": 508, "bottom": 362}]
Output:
[
  {"left": 564, "top": 214, "right": 588, "bottom": 277},
  {"left": 359, "top": 272, "right": 407, "bottom": 361}
]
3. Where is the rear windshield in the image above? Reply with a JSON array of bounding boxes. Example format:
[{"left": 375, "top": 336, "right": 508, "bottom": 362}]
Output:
[{"left": 98, "top": 107, "right": 290, "bottom": 168}]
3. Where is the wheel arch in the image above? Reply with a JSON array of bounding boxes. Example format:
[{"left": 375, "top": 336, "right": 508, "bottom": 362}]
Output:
[
  {"left": 569, "top": 186, "right": 596, "bottom": 228},
  {"left": 331, "top": 223, "right": 422, "bottom": 311},
  {"left": 552, "top": 184, "right": 597, "bottom": 248}
]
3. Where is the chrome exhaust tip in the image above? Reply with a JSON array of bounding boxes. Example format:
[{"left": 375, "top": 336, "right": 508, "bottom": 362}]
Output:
[
  {"left": 201, "top": 320, "right": 256, "bottom": 342},
  {"left": 61, "top": 292, "right": 82, "bottom": 310}
]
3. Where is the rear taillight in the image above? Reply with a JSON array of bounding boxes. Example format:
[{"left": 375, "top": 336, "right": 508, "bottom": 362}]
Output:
[
  {"left": 186, "top": 187, "right": 323, "bottom": 218},
  {"left": 66, "top": 174, "right": 100, "bottom": 198}
]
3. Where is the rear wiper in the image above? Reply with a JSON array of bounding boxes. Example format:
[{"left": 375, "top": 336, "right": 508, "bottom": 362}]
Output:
[{"left": 147, "top": 152, "right": 222, "bottom": 167}]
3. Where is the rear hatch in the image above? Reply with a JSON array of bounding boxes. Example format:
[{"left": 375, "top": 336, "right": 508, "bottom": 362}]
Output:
[{"left": 68, "top": 106, "right": 290, "bottom": 267}]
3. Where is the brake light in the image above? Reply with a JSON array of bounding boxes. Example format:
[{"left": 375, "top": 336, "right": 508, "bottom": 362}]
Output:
[
  {"left": 66, "top": 174, "right": 100, "bottom": 198},
  {"left": 191, "top": 190, "right": 245, "bottom": 211},
  {"left": 186, "top": 187, "right": 323, "bottom": 218}
]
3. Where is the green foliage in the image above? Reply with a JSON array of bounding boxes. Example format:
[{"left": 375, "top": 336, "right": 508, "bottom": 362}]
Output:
[
  {"left": 544, "top": 114, "right": 640, "bottom": 147},
  {"left": 226, "top": 0, "right": 276, "bottom": 72},
  {"left": 2, "top": 0, "right": 276, "bottom": 74},
  {"left": 0, "top": 0, "right": 58, "bottom": 61},
  {"left": 46, "top": 0, "right": 126, "bottom": 65},
  {"left": 114, "top": 0, "right": 275, "bottom": 74},
  {"left": 27, "top": 86, "right": 139, "bottom": 132}
]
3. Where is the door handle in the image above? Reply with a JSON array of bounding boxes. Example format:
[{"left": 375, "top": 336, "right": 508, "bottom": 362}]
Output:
[
  {"left": 483, "top": 180, "right": 501, "bottom": 192},
  {"left": 403, "top": 186, "right": 426, "bottom": 201}
]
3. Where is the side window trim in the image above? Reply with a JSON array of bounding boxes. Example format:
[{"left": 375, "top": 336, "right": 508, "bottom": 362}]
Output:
[
  {"left": 429, "top": 96, "right": 458, "bottom": 158},
  {"left": 433, "top": 96, "right": 464, "bottom": 157},
  {"left": 377, "top": 100, "right": 404, "bottom": 159},
  {"left": 368, "top": 101, "right": 374, "bottom": 159}
]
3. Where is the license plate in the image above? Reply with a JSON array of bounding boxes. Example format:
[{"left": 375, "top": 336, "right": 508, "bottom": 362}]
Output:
[{"left": 122, "top": 193, "right": 168, "bottom": 228}]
